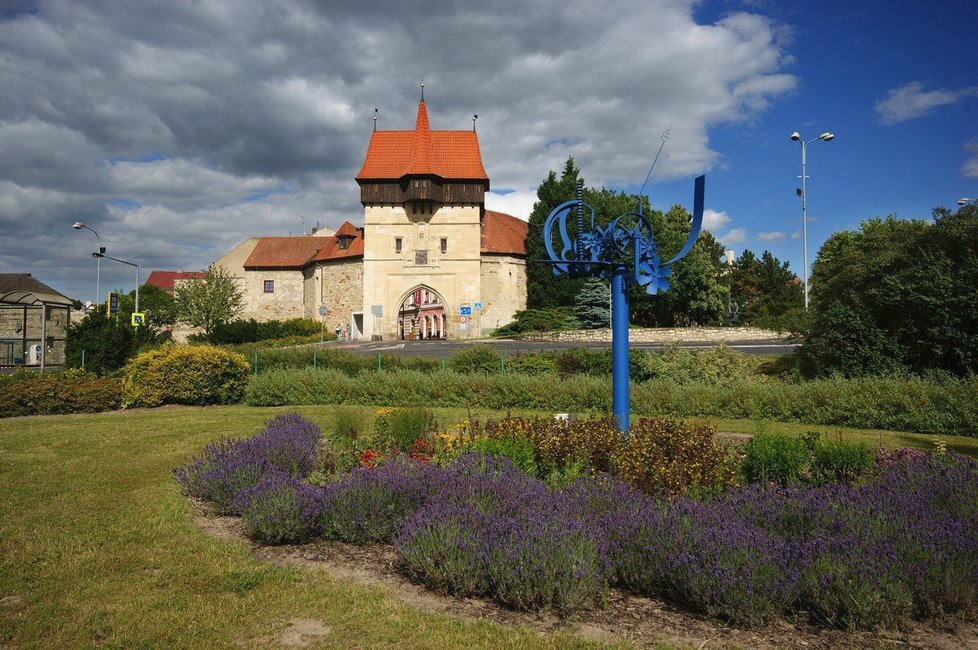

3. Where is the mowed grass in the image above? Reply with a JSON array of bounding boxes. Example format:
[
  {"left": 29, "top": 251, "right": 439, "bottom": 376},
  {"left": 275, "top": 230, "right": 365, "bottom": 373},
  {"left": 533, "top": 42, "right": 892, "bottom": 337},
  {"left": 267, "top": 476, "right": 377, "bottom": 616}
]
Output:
[
  {"left": 2, "top": 404, "right": 974, "bottom": 648},
  {"left": 0, "top": 405, "right": 624, "bottom": 649}
]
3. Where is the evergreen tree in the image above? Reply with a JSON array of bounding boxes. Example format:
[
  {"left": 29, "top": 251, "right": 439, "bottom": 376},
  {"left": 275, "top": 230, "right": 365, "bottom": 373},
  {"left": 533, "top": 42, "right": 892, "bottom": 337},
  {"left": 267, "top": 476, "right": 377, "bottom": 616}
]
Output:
[
  {"left": 574, "top": 278, "right": 611, "bottom": 329},
  {"left": 64, "top": 309, "right": 136, "bottom": 375},
  {"left": 525, "top": 158, "right": 584, "bottom": 308},
  {"left": 728, "top": 249, "right": 804, "bottom": 327}
]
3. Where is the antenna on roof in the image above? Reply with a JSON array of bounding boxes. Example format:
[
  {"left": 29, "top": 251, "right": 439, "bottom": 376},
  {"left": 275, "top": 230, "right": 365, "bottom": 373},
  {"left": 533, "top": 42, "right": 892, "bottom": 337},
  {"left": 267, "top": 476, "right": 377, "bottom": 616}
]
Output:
[
  {"left": 373, "top": 107, "right": 378, "bottom": 132},
  {"left": 420, "top": 79, "right": 424, "bottom": 101},
  {"left": 473, "top": 114, "right": 478, "bottom": 131}
]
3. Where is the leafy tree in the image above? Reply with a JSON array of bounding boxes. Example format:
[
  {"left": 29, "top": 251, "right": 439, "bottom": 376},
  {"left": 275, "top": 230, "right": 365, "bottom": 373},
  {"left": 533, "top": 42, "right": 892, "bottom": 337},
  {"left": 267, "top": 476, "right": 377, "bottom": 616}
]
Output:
[
  {"left": 629, "top": 205, "right": 727, "bottom": 327},
  {"left": 134, "top": 283, "right": 177, "bottom": 329},
  {"left": 64, "top": 309, "right": 136, "bottom": 375},
  {"left": 575, "top": 278, "right": 611, "bottom": 329},
  {"left": 805, "top": 205, "right": 978, "bottom": 376},
  {"left": 174, "top": 266, "right": 244, "bottom": 341},
  {"left": 728, "top": 249, "right": 804, "bottom": 329}
]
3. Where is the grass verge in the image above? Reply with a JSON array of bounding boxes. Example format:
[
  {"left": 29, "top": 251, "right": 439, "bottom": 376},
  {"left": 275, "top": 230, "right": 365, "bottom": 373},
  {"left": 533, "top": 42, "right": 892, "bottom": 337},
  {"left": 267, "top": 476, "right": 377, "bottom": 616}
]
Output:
[{"left": 0, "top": 405, "right": 621, "bottom": 649}]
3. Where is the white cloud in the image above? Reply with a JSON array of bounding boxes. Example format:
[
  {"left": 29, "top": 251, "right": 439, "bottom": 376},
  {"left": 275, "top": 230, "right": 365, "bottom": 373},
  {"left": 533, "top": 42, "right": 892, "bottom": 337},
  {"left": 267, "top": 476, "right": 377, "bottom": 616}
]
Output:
[
  {"left": 0, "top": 0, "right": 798, "bottom": 300},
  {"left": 720, "top": 228, "right": 748, "bottom": 245},
  {"left": 875, "top": 82, "right": 978, "bottom": 125},
  {"left": 756, "top": 230, "right": 786, "bottom": 242},
  {"left": 963, "top": 139, "right": 978, "bottom": 178},
  {"left": 485, "top": 191, "right": 537, "bottom": 221},
  {"left": 702, "top": 208, "right": 731, "bottom": 233}
]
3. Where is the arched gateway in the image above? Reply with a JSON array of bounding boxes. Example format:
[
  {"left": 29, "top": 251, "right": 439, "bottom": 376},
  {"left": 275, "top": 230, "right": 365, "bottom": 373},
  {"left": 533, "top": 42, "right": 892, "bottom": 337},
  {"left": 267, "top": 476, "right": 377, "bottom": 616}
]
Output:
[{"left": 397, "top": 286, "right": 447, "bottom": 340}]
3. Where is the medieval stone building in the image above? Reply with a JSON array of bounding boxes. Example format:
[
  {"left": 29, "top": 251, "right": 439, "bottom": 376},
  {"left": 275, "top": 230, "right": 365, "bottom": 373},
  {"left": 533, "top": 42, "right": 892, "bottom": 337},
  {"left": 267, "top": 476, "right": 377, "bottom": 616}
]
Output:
[{"left": 213, "top": 99, "right": 527, "bottom": 340}]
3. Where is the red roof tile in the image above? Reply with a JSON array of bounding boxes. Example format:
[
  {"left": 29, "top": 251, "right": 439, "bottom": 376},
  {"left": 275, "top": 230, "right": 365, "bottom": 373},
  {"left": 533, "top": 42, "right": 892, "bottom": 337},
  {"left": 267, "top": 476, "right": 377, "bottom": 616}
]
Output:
[
  {"left": 243, "top": 237, "right": 327, "bottom": 269},
  {"left": 481, "top": 210, "right": 528, "bottom": 256},
  {"left": 356, "top": 101, "right": 488, "bottom": 182},
  {"left": 312, "top": 222, "right": 364, "bottom": 262},
  {"left": 146, "top": 270, "right": 207, "bottom": 293}
]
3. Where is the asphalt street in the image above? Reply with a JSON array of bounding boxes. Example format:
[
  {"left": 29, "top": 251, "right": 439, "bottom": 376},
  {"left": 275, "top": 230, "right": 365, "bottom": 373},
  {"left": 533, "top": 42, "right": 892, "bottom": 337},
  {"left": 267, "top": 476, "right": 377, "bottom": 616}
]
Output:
[{"left": 336, "top": 338, "right": 800, "bottom": 358}]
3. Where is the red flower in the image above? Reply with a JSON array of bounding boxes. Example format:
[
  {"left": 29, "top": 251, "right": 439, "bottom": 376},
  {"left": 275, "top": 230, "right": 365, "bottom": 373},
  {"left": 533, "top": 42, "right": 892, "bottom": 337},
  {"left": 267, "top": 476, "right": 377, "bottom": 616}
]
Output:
[{"left": 360, "top": 448, "right": 381, "bottom": 469}]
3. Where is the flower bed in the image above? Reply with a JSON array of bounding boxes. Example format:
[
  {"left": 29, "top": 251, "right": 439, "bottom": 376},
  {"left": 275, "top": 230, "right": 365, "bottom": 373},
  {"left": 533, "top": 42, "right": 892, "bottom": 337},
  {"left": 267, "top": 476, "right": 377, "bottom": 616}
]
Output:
[{"left": 176, "top": 412, "right": 978, "bottom": 629}]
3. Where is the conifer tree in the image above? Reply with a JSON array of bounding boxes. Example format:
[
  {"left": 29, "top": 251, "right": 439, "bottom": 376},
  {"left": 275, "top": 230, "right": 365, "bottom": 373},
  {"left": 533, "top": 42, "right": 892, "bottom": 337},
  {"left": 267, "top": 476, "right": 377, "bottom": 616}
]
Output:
[{"left": 574, "top": 278, "right": 611, "bottom": 329}]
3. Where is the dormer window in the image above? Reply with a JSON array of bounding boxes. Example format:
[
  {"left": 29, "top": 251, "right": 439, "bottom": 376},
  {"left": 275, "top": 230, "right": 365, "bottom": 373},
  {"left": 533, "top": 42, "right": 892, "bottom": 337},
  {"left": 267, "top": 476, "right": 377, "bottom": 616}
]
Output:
[{"left": 338, "top": 236, "right": 352, "bottom": 250}]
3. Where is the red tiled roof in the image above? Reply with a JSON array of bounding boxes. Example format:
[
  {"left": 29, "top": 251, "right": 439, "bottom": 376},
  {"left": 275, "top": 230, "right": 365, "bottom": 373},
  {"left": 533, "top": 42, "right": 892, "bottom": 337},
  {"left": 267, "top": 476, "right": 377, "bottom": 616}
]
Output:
[
  {"left": 312, "top": 222, "right": 364, "bottom": 262},
  {"left": 356, "top": 100, "right": 488, "bottom": 182},
  {"left": 146, "top": 270, "right": 207, "bottom": 293},
  {"left": 243, "top": 237, "right": 327, "bottom": 269},
  {"left": 481, "top": 210, "right": 528, "bottom": 256}
]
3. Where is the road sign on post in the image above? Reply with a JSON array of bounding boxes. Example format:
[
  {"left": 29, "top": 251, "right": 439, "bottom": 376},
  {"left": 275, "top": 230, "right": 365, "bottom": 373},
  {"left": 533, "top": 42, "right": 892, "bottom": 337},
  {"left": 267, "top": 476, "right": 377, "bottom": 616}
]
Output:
[{"left": 459, "top": 305, "right": 471, "bottom": 316}]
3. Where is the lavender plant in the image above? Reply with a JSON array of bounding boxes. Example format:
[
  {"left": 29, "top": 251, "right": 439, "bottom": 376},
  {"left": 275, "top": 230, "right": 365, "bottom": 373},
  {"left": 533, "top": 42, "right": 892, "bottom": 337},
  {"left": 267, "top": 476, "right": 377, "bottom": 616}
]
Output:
[
  {"left": 233, "top": 472, "right": 321, "bottom": 544},
  {"left": 314, "top": 456, "right": 445, "bottom": 543},
  {"left": 173, "top": 413, "right": 322, "bottom": 514}
]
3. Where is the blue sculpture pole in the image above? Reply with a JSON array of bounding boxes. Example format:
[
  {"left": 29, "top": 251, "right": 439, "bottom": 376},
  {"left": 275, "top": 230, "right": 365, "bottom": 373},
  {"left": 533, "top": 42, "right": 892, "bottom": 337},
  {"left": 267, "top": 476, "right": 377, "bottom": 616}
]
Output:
[
  {"left": 542, "top": 175, "right": 705, "bottom": 435},
  {"left": 611, "top": 266, "right": 630, "bottom": 430}
]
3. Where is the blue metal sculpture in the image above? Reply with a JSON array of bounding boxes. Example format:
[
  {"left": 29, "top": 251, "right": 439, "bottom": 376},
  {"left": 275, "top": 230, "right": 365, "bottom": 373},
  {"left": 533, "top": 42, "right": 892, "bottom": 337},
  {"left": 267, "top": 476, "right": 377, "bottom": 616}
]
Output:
[{"left": 542, "top": 175, "right": 705, "bottom": 433}]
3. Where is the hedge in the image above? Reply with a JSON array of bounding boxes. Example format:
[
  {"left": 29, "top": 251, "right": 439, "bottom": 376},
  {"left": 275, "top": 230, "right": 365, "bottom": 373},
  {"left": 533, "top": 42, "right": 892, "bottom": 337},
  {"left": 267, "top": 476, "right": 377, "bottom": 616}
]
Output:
[{"left": 246, "top": 369, "right": 978, "bottom": 436}]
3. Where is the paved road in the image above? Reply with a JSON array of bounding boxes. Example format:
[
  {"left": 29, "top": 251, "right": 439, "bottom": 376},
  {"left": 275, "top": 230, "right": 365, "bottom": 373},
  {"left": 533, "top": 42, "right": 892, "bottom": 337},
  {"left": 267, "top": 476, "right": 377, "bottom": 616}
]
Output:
[{"left": 336, "top": 337, "right": 800, "bottom": 357}]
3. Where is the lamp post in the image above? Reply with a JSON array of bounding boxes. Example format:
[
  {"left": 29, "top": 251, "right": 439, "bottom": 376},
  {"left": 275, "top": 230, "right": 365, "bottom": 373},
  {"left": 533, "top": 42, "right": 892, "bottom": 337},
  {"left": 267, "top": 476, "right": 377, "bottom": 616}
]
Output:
[
  {"left": 790, "top": 131, "right": 834, "bottom": 309},
  {"left": 958, "top": 197, "right": 975, "bottom": 206},
  {"left": 72, "top": 222, "right": 105, "bottom": 306},
  {"left": 95, "top": 253, "right": 139, "bottom": 316}
]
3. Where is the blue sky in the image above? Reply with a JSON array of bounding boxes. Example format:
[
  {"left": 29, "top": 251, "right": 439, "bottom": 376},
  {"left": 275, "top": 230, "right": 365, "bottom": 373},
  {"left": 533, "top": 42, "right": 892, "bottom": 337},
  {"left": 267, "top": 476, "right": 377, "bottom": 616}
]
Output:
[
  {"left": 1, "top": 0, "right": 976, "bottom": 302},
  {"left": 642, "top": 0, "right": 978, "bottom": 275}
]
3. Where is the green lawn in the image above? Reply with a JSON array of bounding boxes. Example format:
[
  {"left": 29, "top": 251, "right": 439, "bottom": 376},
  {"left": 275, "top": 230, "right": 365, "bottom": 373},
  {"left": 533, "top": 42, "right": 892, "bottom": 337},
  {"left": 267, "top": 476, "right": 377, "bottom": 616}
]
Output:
[{"left": 1, "top": 404, "right": 974, "bottom": 648}]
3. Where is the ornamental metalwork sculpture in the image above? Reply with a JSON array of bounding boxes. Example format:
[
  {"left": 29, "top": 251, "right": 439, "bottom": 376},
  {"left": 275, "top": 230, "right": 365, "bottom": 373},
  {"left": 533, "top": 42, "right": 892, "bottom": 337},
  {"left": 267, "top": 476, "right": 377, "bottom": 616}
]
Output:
[{"left": 541, "top": 175, "right": 705, "bottom": 434}]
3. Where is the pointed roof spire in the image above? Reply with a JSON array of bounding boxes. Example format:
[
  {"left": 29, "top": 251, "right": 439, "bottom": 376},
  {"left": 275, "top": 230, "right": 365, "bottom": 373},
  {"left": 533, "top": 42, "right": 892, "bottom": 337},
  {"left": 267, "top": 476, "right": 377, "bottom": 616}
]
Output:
[{"left": 408, "top": 98, "right": 432, "bottom": 173}]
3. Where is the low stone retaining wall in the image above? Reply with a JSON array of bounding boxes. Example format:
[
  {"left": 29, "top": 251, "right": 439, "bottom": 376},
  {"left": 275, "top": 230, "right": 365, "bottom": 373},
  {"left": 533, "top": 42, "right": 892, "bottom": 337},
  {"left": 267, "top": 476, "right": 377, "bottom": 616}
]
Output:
[{"left": 515, "top": 326, "right": 796, "bottom": 344}]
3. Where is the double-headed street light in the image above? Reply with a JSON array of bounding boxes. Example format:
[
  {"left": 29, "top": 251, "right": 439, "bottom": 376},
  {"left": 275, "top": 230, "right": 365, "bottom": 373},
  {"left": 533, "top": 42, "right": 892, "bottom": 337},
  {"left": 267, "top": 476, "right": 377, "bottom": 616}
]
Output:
[
  {"left": 72, "top": 221, "right": 105, "bottom": 306},
  {"left": 958, "top": 197, "right": 975, "bottom": 206},
  {"left": 94, "top": 252, "right": 140, "bottom": 316},
  {"left": 790, "top": 131, "right": 835, "bottom": 310}
]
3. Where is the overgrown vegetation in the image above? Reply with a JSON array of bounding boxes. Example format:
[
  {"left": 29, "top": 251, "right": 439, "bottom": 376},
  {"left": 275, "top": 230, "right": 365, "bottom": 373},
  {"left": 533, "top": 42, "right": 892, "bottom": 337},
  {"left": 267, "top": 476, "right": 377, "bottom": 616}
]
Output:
[{"left": 177, "top": 411, "right": 978, "bottom": 629}]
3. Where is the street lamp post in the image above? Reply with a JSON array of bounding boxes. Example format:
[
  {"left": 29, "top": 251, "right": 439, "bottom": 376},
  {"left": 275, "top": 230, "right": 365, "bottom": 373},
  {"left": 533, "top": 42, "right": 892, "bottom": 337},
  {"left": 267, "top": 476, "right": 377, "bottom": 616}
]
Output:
[
  {"left": 72, "top": 222, "right": 105, "bottom": 306},
  {"left": 790, "top": 131, "right": 834, "bottom": 310},
  {"left": 957, "top": 197, "right": 975, "bottom": 206},
  {"left": 95, "top": 253, "right": 139, "bottom": 317}
]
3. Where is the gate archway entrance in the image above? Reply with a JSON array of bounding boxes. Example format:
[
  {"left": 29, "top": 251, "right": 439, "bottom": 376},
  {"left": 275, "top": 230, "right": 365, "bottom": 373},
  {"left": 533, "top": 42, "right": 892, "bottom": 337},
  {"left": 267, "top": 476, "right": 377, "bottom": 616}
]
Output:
[{"left": 397, "top": 286, "right": 446, "bottom": 340}]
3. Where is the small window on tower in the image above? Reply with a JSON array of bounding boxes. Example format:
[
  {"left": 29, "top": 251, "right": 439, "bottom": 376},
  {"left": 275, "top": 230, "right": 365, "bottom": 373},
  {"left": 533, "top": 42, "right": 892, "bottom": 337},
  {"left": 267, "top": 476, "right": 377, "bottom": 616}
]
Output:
[
  {"left": 395, "top": 237, "right": 402, "bottom": 253},
  {"left": 263, "top": 280, "right": 274, "bottom": 293},
  {"left": 440, "top": 238, "right": 448, "bottom": 254}
]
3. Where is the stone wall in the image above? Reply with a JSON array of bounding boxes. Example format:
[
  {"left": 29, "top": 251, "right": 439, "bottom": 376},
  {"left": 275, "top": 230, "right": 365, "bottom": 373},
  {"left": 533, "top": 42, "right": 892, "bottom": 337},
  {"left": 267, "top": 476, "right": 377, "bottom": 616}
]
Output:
[
  {"left": 516, "top": 326, "right": 796, "bottom": 343},
  {"left": 362, "top": 203, "right": 483, "bottom": 340},
  {"left": 236, "top": 269, "right": 306, "bottom": 321},
  {"left": 479, "top": 254, "right": 527, "bottom": 335},
  {"left": 317, "top": 259, "right": 364, "bottom": 334}
]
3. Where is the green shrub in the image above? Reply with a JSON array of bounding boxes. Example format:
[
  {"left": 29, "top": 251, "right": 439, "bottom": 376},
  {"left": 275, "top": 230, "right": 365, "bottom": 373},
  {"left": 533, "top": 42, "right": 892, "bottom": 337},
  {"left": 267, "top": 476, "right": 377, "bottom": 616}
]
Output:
[
  {"left": 471, "top": 434, "right": 538, "bottom": 477},
  {"left": 613, "top": 418, "right": 737, "bottom": 497},
  {"left": 481, "top": 416, "right": 620, "bottom": 477},
  {"left": 0, "top": 369, "right": 122, "bottom": 417},
  {"left": 190, "top": 318, "right": 322, "bottom": 345},
  {"left": 121, "top": 344, "right": 251, "bottom": 408},
  {"left": 742, "top": 432, "right": 809, "bottom": 485},
  {"left": 810, "top": 440, "right": 873, "bottom": 485},
  {"left": 447, "top": 345, "right": 503, "bottom": 374},
  {"left": 503, "top": 353, "right": 557, "bottom": 375},
  {"left": 490, "top": 307, "right": 578, "bottom": 337},
  {"left": 555, "top": 348, "right": 609, "bottom": 379},
  {"left": 374, "top": 407, "right": 437, "bottom": 452}
]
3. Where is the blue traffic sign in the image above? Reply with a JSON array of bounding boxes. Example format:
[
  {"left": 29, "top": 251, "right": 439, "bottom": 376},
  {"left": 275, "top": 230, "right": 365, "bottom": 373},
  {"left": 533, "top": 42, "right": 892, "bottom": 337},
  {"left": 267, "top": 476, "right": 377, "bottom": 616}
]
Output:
[
  {"left": 474, "top": 302, "right": 482, "bottom": 310},
  {"left": 459, "top": 306, "right": 472, "bottom": 316}
]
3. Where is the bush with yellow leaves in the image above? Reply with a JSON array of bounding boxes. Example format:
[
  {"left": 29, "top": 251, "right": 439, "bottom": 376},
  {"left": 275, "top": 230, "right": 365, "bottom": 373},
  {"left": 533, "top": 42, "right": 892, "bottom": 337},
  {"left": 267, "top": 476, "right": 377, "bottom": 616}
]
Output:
[{"left": 121, "top": 344, "right": 250, "bottom": 408}]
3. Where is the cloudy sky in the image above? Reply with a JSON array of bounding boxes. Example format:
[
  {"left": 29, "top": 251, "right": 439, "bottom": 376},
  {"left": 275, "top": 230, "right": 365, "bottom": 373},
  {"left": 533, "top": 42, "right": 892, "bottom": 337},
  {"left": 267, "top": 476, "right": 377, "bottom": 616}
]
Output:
[{"left": 2, "top": 0, "right": 976, "bottom": 303}]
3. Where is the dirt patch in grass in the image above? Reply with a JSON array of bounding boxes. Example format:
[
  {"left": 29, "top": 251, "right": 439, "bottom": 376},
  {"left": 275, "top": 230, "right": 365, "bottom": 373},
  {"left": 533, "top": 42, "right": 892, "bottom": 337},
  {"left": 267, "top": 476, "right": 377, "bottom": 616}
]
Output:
[{"left": 194, "top": 506, "right": 977, "bottom": 649}]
